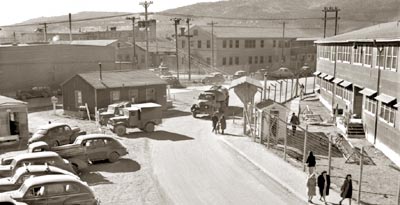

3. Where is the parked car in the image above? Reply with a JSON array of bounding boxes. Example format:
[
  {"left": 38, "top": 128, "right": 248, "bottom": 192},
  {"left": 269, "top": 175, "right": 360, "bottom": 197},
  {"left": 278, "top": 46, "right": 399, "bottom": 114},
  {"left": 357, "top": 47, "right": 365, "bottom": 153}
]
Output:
[
  {"left": 0, "top": 175, "right": 99, "bottom": 205},
  {"left": 0, "top": 194, "right": 25, "bottom": 205},
  {"left": 252, "top": 69, "right": 268, "bottom": 80},
  {"left": 233, "top": 70, "right": 247, "bottom": 79},
  {"left": 98, "top": 101, "right": 132, "bottom": 125},
  {"left": 0, "top": 165, "right": 79, "bottom": 193},
  {"left": 16, "top": 86, "right": 52, "bottom": 100},
  {"left": 201, "top": 72, "right": 225, "bottom": 84},
  {"left": 29, "top": 134, "right": 128, "bottom": 163},
  {"left": 160, "top": 75, "right": 183, "bottom": 88},
  {"left": 269, "top": 67, "right": 294, "bottom": 79},
  {"left": 0, "top": 152, "right": 76, "bottom": 177},
  {"left": 28, "top": 123, "right": 86, "bottom": 146}
]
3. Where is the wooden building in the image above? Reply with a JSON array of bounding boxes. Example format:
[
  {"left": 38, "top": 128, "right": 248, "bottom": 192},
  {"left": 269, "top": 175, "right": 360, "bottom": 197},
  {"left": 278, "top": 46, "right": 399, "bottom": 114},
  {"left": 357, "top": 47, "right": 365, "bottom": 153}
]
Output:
[
  {"left": 61, "top": 70, "right": 167, "bottom": 116},
  {"left": 0, "top": 95, "right": 29, "bottom": 143}
]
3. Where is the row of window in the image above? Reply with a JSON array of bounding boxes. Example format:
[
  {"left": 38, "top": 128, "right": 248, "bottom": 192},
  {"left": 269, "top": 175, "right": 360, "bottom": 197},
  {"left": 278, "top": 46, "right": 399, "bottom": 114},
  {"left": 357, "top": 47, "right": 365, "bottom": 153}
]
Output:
[
  {"left": 318, "top": 78, "right": 353, "bottom": 101},
  {"left": 364, "top": 97, "right": 396, "bottom": 125},
  {"left": 221, "top": 55, "right": 282, "bottom": 66},
  {"left": 318, "top": 45, "right": 398, "bottom": 71}
]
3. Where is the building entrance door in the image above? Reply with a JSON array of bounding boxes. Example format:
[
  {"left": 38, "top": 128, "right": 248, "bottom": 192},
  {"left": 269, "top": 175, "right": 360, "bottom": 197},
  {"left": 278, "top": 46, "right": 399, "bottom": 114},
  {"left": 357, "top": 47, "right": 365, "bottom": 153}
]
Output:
[{"left": 353, "top": 85, "right": 363, "bottom": 118}]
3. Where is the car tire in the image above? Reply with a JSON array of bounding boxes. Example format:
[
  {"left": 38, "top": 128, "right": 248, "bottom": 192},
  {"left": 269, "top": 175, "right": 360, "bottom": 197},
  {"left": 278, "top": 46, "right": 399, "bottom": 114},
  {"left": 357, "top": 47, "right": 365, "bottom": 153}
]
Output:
[
  {"left": 144, "top": 123, "right": 155, "bottom": 132},
  {"left": 114, "top": 125, "right": 126, "bottom": 136},
  {"left": 108, "top": 152, "right": 120, "bottom": 163},
  {"left": 72, "top": 163, "right": 80, "bottom": 174}
]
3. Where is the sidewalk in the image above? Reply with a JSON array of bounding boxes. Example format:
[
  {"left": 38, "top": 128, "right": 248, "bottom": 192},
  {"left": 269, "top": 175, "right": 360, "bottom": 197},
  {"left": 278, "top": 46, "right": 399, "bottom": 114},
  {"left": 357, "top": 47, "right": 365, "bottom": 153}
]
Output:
[{"left": 220, "top": 132, "right": 357, "bottom": 205}]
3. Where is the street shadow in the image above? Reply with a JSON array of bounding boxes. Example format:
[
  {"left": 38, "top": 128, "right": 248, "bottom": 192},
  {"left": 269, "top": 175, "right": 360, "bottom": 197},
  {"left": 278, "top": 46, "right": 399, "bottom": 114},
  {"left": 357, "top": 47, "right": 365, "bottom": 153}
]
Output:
[
  {"left": 124, "top": 131, "right": 194, "bottom": 141},
  {"left": 80, "top": 172, "right": 113, "bottom": 186},
  {"left": 0, "top": 138, "right": 29, "bottom": 154},
  {"left": 162, "top": 109, "right": 191, "bottom": 119},
  {"left": 86, "top": 158, "right": 141, "bottom": 173}
]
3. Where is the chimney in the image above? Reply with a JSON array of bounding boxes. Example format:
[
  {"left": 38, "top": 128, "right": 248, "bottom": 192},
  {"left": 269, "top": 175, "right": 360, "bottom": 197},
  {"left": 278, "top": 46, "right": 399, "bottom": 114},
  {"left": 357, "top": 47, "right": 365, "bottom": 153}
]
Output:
[
  {"left": 98, "top": 62, "right": 102, "bottom": 80},
  {"left": 180, "top": 27, "right": 185, "bottom": 36}
]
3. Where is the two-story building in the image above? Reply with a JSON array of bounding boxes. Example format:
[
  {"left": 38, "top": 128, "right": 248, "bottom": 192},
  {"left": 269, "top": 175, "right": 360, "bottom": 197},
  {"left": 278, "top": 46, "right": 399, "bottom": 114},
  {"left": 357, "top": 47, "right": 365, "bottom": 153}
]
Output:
[
  {"left": 177, "top": 25, "right": 317, "bottom": 74},
  {"left": 314, "top": 21, "right": 400, "bottom": 166}
]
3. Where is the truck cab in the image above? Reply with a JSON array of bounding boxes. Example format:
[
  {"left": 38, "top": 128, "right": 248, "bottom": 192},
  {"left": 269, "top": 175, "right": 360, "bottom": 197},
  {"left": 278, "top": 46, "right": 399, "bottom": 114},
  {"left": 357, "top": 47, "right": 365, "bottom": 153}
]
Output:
[
  {"left": 98, "top": 101, "right": 131, "bottom": 125},
  {"left": 108, "top": 103, "right": 162, "bottom": 136}
]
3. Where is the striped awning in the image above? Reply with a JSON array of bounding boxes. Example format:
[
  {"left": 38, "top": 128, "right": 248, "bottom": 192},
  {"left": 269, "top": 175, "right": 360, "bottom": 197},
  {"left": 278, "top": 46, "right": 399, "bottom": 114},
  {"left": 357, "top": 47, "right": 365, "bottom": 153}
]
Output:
[
  {"left": 375, "top": 93, "right": 396, "bottom": 104},
  {"left": 332, "top": 78, "right": 344, "bottom": 84},
  {"left": 359, "top": 88, "right": 377, "bottom": 97},
  {"left": 319, "top": 73, "right": 328, "bottom": 78},
  {"left": 313, "top": 71, "right": 321, "bottom": 76},
  {"left": 324, "top": 75, "right": 334, "bottom": 81},
  {"left": 339, "top": 80, "right": 352, "bottom": 88}
]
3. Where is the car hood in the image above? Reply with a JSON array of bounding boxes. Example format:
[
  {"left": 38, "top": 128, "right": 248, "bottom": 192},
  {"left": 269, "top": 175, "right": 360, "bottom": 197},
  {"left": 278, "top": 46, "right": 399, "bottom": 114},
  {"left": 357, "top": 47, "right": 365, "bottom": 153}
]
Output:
[
  {"left": 0, "top": 178, "right": 13, "bottom": 186},
  {"left": 29, "top": 133, "right": 44, "bottom": 143},
  {"left": 111, "top": 116, "right": 128, "bottom": 121}
]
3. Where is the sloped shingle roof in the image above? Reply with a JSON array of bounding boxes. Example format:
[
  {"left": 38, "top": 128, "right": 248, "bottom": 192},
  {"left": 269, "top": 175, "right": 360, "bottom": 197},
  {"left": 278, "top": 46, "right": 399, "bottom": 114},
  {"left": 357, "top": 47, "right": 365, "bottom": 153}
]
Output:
[
  {"left": 77, "top": 70, "right": 167, "bottom": 89},
  {"left": 315, "top": 21, "right": 400, "bottom": 44}
]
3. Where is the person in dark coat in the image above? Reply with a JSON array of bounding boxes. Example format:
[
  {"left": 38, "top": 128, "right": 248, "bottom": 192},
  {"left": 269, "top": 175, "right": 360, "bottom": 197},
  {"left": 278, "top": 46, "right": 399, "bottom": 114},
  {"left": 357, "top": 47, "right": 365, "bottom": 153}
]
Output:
[
  {"left": 211, "top": 113, "right": 219, "bottom": 134},
  {"left": 219, "top": 114, "right": 226, "bottom": 134},
  {"left": 339, "top": 174, "right": 353, "bottom": 205},
  {"left": 306, "top": 151, "right": 316, "bottom": 174},
  {"left": 290, "top": 113, "right": 300, "bottom": 136},
  {"left": 317, "top": 171, "right": 331, "bottom": 204}
]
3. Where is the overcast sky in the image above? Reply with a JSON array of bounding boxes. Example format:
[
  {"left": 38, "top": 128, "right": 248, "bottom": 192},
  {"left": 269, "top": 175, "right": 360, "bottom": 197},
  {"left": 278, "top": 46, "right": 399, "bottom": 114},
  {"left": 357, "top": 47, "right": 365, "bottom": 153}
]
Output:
[{"left": 0, "top": 0, "right": 221, "bottom": 26}]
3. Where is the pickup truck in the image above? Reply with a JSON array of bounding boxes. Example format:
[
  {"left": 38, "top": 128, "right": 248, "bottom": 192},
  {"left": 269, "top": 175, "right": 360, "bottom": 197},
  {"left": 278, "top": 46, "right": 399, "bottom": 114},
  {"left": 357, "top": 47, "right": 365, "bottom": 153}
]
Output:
[
  {"left": 29, "top": 134, "right": 128, "bottom": 164},
  {"left": 28, "top": 123, "right": 86, "bottom": 146}
]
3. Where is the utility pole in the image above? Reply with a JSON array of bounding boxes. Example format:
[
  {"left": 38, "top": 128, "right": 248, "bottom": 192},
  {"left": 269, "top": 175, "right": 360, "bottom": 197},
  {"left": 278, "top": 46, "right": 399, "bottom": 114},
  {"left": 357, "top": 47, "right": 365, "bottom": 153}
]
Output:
[
  {"left": 186, "top": 18, "right": 193, "bottom": 81},
  {"left": 39, "top": 23, "right": 48, "bottom": 42},
  {"left": 373, "top": 44, "right": 384, "bottom": 144},
  {"left": 279, "top": 21, "right": 287, "bottom": 65},
  {"left": 323, "top": 8, "right": 327, "bottom": 38},
  {"left": 68, "top": 13, "right": 72, "bottom": 41},
  {"left": 126, "top": 16, "right": 137, "bottom": 69},
  {"left": 171, "top": 18, "right": 182, "bottom": 79},
  {"left": 207, "top": 21, "right": 218, "bottom": 68},
  {"left": 140, "top": 1, "right": 153, "bottom": 69}
]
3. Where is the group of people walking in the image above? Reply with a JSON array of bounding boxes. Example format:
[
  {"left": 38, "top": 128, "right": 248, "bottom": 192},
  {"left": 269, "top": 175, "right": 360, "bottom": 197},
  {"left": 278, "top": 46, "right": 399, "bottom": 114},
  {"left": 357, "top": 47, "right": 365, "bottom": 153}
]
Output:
[
  {"left": 211, "top": 112, "right": 226, "bottom": 134},
  {"left": 306, "top": 151, "right": 353, "bottom": 205}
]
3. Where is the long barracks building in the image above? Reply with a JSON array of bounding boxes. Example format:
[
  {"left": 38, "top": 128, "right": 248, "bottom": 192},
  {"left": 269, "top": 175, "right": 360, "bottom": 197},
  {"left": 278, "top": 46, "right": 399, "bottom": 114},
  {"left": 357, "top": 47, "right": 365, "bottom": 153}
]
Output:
[{"left": 314, "top": 21, "right": 400, "bottom": 165}]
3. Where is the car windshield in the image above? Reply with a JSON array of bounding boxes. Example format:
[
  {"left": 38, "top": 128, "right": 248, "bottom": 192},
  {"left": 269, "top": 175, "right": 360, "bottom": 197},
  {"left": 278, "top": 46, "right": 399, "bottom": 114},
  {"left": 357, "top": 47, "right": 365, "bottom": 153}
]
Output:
[
  {"left": 198, "top": 94, "right": 215, "bottom": 100},
  {"left": 107, "top": 105, "right": 116, "bottom": 113},
  {"left": 35, "top": 129, "right": 47, "bottom": 135},
  {"left": 74, "top": 138, "right": 82, "bottom": 145},
  {"left": 123, "top": 109, "right": 130, "bottom": 116}
]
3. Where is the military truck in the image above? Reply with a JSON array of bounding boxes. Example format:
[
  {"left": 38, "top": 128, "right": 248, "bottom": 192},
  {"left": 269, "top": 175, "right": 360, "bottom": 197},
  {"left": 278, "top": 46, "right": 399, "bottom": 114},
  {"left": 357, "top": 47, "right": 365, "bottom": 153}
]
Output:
[
  {"left": 107, "top": 103, "right": 163, "bottom": 136},
  {"left": 191, "top": 85, "right": 229, "bottom": 117},
  {"left": 98, "top": 101, "right": 132, "bottom": 125}
]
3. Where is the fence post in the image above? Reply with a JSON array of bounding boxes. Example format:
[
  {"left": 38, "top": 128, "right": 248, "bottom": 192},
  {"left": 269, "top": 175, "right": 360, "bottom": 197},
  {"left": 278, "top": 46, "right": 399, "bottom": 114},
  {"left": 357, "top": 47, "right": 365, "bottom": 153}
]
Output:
[
  {"left": 291, "top": 78, "right": 294, "bottom": 99},
  {"left": 397, "top": 173, "right": 400, "bottom": 205},
  {"left": 305, "top": 76, "right": 308, "bottom": 94},
  {"left": 268, "top": 86, "right": 271, "bottom": 100},
  {"left": 284, "top": 125, "right": 287, "bottom": 161},
  {"left": 260, "top": 111, "right": 264, "bottom": 144},
  {"left": 285, "top": 80, "right": 288, "bottom": 102},
  {"left": 313, "top": 76, "right": 316, "bottom": 94},
  {"left": 358, "top": 146, "right": 364, "bottom": 205},
  {"left": 279, "top": 81, "right": 283, "bottom": 103},
  {"left": 302, "top": 125, "right": 309, "bottom": 172},
  {"left": 274, "top": 85, "right": 277, "bottom": 102},
  {"left": 328, "top": 135, "right": 332, "bottom": 176}
]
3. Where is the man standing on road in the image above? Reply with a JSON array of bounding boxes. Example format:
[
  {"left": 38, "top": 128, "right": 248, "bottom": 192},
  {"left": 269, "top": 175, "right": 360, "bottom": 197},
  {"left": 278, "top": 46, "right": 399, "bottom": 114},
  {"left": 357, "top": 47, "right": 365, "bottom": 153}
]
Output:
[
  {"left": 290, "top": 113, "right": 300, "bottom": 136},
  {"left": 219, "top": 114, "right": 226, "bottom": 134},
  {"left": 211, "top": 112, "right": 219, "bottom": 134}
]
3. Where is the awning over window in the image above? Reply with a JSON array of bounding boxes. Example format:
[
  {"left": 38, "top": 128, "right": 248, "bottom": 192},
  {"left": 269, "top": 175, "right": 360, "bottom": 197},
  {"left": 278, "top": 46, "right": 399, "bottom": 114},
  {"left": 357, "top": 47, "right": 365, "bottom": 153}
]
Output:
[
  {"left": 339, "top": 80, "right": 352, "bottom": 88},
  {"left": 375, "top": 93, "right": 396, "bottom": 104},
  {"left": 394, "top": 103, "right": 400, "bottom": 108},
  {"left": 313, "top": 71, "right": 321, "bottom": 76},
  {"left": 359, "top": 88, "right": 377, "bottom": 97},
  {"left": 319, "top": 73, "right": 327, "bottom": 78},
  {"left": 324, "top": 75, "right": 334, "bottom": 81},
  {"left": 332, "top": 78, "right": 343, "bottom": 84}
]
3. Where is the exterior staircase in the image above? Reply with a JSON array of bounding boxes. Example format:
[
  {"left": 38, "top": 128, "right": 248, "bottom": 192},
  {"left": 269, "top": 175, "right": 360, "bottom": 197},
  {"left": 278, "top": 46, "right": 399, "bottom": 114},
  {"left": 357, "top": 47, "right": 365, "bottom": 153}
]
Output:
[{"left": 346, "top": 120, "right": 365, "bottom": 138}]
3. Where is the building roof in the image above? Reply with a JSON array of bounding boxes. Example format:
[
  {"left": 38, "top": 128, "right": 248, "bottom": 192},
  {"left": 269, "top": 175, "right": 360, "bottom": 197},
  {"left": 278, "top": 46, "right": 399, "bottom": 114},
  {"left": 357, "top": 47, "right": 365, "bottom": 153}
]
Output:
[
  {"left": 52, "top": 40, "right": 118, "bottom": 46},
  {"left": 0, "top": 95, "right": 27, "bottom": 108},
  {"left": 315, "top": 21, "right": 400, "bottom": 44},
  {"left": 135, "top": 41, "right": 175, "bottom": 53},
  {"left": 196, "top": 25, "right": 316, "bottom": 39},
  {"left": 75, "top": 70, "right": 167, "bottom": 89}
]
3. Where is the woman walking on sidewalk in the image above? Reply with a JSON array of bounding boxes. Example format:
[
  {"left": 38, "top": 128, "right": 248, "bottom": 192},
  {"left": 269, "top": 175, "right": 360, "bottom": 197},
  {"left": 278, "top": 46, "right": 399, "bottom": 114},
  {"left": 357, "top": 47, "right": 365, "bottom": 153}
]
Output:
[
  {"left": 306, "top": 151, "right": 316, "bottom": 174},
  {"left": 306, "top": 172, "right": 317, "bottom": 203},
  {"left": 339, "top": 174, "right": 353, "bottom": 205},
  {"left": 219, "top": 114, "right": 226, "bottom": 134},
  {"left": 317, "top": 171, "right": 331, "bottom": 204}
]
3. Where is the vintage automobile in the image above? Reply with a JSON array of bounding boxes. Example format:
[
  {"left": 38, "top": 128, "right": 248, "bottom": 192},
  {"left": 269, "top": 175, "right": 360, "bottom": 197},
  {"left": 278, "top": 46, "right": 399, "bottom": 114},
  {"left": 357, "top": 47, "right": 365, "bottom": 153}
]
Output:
[
  {"left": 98, "top": 101, "right": 132, "bottom": 125},
  {"left": 201, "top": 72, "right": 225, "bottom": 84},
  {"left": 252, "top": 68, "right": 268, "bottom": 80},
  {"left": 28, "top": 123, "right": 86, "bottom": 146},
  {"left": 160, "top": 75, "right": 183, "bottom": 88},
  {"left": 0, "top": 152, "right": 76, "bottom": 178},
  {"left": 29, "top": 134, "right": 128, "bottom": 163},
  {"left": 0, "top": 165, "right": 79, "bottom": 193},
  {"left": 16, "top": 86, "right": 52, "bottom": 100},
  {"left": 0, "top": 175, "right": 99, "bottom": 205},
  {"left": 108, "top": 103, "right": 163, "bottom": 136},
  {"left": 232, "top": 70, "right": 248, "bottom": 79}
]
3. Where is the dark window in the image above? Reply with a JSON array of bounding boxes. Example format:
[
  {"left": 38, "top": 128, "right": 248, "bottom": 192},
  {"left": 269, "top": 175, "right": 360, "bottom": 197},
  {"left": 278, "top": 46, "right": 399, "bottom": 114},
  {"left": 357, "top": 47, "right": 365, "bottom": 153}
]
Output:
[
  {"left": 235, "top": 57, "right": 239, "bottom": 65},
  {"left": 245, "top": 40, "right": 256, "bottom": 48},
  {"left": 248, "top": 56, "right": 253, "bottom": 64},
  {"left": 197, "top": 40, "right": 202, "bottom": 48},
  {"left": 207, "top": 40, "right": 210, "bottom": 48},
  {"left": 255, "top": 56, "right": 258, "bottom": 64},
  {"left": 222, "top": 57, "right": 226, "bottom": 65},
  {"left": 235, "top": 40, "right": 239, "bottom": 48},
  {"left": 229, "top": 57, "right": 233, "bottom": 65},
  {"left": 273, "top": 40, "right": 276, "bottom": 47},
  {"left": 260, "top": 40, "right": 264, "bottom": 48},
  {"left": 268, "top": 56, "right": 272, "bottom": 63},
  {"left": 182, "top": 40, "right": 185, "bottom": 48},
  {"left": 260, "top": 56, "right": 264, "bottom": 64},
  {"left": 193, "top": 29, "right": 198, "bottom": 36},
  {"left": 223, "top": 40, "right": 227, "bottom": 48},
  {"left": 229, "top": 40, "right": 233, "bottom": 48}
]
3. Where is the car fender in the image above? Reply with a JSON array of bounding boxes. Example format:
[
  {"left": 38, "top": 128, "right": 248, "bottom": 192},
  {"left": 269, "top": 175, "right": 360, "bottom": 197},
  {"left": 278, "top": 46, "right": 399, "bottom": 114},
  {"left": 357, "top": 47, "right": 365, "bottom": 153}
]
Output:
[{"left": 68, "top": 158, "right": 89, "bottom": 170}]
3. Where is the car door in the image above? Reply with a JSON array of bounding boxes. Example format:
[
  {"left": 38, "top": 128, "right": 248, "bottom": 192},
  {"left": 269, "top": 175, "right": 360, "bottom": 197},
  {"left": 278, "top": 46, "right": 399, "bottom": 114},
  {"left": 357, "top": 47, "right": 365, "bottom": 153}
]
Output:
[
  {"left": 62, "top": 125, "right": 73, "bottom": 144},
  {"left": 45, "top": 183, "right": 69, "bottom": 205},
  {"left": 22, "top": 185, "right": 48, "bottom": 205},
  {"left": 84, "top": 139, "right": 108, "bottom": 161}
]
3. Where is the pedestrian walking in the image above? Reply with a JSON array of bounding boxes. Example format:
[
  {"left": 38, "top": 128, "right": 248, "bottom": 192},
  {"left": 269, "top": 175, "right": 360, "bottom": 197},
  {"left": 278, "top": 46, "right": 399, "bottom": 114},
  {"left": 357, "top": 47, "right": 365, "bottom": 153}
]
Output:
[
  {"left": 306, "top": 172, "right": 317, "bottom": 203},
  {"left": 211, "top": 112, "right": 219, "bottom": 134},
  {"left": 306, "top": 151, "right": 316, "bottom": 174},
  {"left": 317, "top": 171, "right": 331, "bottom": 204},
  {"left": 219, "top": 114, "right": 226, "bottom": 134},
  {"left": 339, "top": 174, "right": 353, "bottom": 205},
  {"left": 290, "top": 113, "right": 300, "bottom": 136}
]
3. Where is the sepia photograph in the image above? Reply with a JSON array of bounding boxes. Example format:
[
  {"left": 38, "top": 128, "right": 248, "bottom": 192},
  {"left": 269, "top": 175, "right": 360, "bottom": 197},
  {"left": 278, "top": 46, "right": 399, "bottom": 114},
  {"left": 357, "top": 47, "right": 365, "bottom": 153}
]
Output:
[{"left": 0, "top": 0, "right": 399, "bottom": 204}]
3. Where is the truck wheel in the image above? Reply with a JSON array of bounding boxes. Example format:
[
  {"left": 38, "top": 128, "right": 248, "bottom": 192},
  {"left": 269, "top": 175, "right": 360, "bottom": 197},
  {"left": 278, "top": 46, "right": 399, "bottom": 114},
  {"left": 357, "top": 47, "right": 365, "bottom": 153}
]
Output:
[
  {"left": 114, "top": 125, "right": 126, "bottom": 136},
  {"left": 192, "top": 112, "right": 197, "bottom": 118},
  {"left": 108, "top": 152, "right": 120, "bottom": 163},
  {"left": 144, "top": 123, "right": 155, "bottom": 132}
]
